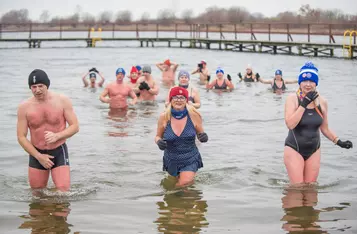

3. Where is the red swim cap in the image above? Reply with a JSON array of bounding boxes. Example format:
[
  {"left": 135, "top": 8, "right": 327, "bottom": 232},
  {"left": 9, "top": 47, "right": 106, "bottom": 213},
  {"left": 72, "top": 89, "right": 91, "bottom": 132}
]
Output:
[
  {"left": 164, "top": 59, "right": 171, "bottom": 66},
  {"left": 130, "top": 66, "right": 138, "bottom": 74},
  {"left": 169, "top": 86, "right": 188, "bottom": 101}
]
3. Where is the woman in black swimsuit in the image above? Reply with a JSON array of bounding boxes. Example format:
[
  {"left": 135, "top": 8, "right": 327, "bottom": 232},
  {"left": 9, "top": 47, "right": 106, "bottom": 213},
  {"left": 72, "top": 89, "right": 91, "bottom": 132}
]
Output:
[
  {"left": 284, "top": 62, "right": 353, "bottom": 185},
  {"left": 238, "top": 64, "right": 259, "bottom": 82},
  {"left": 258, "top": 69, "right": 297, "bottom": 94},
  {"left": 206, "top": 67, "right": 234, "bottom": 90}
]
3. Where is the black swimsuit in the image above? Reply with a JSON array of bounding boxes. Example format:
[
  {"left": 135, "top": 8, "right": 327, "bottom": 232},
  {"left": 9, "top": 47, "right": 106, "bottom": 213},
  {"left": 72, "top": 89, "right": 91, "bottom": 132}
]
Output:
[
  {"left": 214, "top": 79, "right": 227, "bottom": 89},
  {"left": 272, "top": 79, "right": 286, "bottom": 93},
  {"left": 285, "top": 97, "right": 323, "bottom": 160},
  {"left": 243, "top": 75, "right": 254, "bottom": 82}
]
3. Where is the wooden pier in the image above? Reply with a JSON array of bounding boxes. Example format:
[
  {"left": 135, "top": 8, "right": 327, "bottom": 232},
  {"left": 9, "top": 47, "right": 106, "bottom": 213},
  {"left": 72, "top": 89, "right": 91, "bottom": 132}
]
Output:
[{"left": 0, "top": 22, "right": 356, "bottom": 59}]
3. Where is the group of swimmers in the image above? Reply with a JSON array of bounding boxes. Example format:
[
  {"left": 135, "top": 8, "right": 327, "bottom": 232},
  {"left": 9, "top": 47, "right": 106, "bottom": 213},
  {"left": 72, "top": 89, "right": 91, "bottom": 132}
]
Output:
[{"left": 17, "top": 59, "right": 353, "bottom": 192}]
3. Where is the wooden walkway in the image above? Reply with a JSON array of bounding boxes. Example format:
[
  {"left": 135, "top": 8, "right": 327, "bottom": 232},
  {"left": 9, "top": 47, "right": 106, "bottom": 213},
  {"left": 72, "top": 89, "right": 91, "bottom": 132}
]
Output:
[{"left": 1, "top": 37, "right": 356, "bottom": 59}]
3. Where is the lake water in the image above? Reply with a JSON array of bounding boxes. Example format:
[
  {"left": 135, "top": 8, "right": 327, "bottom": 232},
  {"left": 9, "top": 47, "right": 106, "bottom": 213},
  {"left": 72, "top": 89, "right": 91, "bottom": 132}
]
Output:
[{"left": 0, "top": 45, "right": 356, "bottom": 233}]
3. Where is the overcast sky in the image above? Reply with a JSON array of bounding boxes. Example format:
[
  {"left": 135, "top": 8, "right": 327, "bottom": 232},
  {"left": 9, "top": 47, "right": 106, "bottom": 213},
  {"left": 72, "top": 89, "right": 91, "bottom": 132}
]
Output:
[{"left": 0, "top": 0, "right": 356, "bottom": 20}]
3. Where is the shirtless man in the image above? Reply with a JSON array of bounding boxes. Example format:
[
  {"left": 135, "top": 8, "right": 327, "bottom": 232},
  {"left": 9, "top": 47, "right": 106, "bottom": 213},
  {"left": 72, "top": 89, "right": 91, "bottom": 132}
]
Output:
[
  {"left": 81, "top": 67, "right": 105, "bottom": 88},
  {"left": 133, "top": 65, "right": 159, "bottom": 101},
  {"left": 17, "top": 69, "right": 79, "bottom": 192},
  {"left": 99, "top": 67, "right": 137, "bottom": 109},
  {"left": 192, "top": 60, "right": 210, "bottom": 84},
  {"left": 156, "top": 59, "right": 179, "bottom": 85}
]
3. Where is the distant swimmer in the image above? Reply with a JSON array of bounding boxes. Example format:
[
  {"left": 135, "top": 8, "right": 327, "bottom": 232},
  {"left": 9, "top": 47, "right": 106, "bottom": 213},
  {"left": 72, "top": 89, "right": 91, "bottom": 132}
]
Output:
[
  {"left": 133, "top": 65, "right": 159, "bottom": 101},
  {"left": 258, "top": 69, "right": 298, "bottom": 94},
  {"left": 284, "top": 62, "right": 353, "bottom": 185},
  {"left": 165, "top": 70, "right": 201, "bottom": 109},
  {"left": 238, "top": 64, "right": 259, "bottom": 82},
  {"left": 155, "top": 87, "right": 208, "bottom": 188},
  {"left": 156, "top": 59, "right": 179, "bottom": 85},
  {"left": 206, "top": 67, "right": 234, "bottom": 90},
  {"left": 99, "top": 67, "right": 137, "bottom": 111},
  {"left": 191, "top": 60, "right": 210, "bottom": 84},
  {"left": 17, "top": 69, "right": 79, "bottom": 192},
  {"left": 81, "top": 67, "right": 105, "bottom": 88}
]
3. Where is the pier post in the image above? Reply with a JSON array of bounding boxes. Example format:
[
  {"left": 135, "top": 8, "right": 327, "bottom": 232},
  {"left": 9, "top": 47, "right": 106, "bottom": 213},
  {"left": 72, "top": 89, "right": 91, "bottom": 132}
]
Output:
[
  {"left": 314, "top": 48, "right": 318, "bottom": 57},
  {"left": 156, "top": 24, "right": 159, "bottom": 39},
  {"left": 175, "top": 24, "right": 177, "bottom": 39},
  {"left": 224, "top": 43, "right": 228, "bottom": 50},
  {"left": 113, "top": 23, "right": 116, "bottom": 38},
  {"left": 60, "top": 22, "right": 62, "bottom": 39},
  {"left": 219, "top": 42, "right": 222, "bottom": 50},
  {"left": 268, "top": 24, "right": 271, "bottom": 41},
  {"left": 234, "top": 24, "right": 237, "bottom": 40},
  {"left": 206, "top": 24, "right": 208, "bottom": 39},
  {"left": 330, "top": 49, "right": 334, "bottom": 57},
  {"left": 180, "top": 41, "right": 182, "bottom": 48},
  {"left": 298, "top": 46, "right": 302, "bottom": 56},
  {"left": 29, "top": 23, "right": 32, "bottom": 39},
  {"left": 168, "top": 41, "right": 171, "bottom": 47},
  {"left": 288, "top": 46, "right": 292, "bottom": 54},
  {"left": 308, "top": 24, "right": 310, "bottom": 43},
  {"left": 206, "top": 43, "right": 210, "bottom": 49},
  {"left": 199, "top": 42, "right": 202, "bottom": 48},
  {"left": 258, "top": 45, "right": 262, "bottom": 52},
  {"left": 135, "top": 23, "right": 138, "bottom": 38},
  {"left": 146, "top": 41, "right": 149, "bottom": 47},
  {"left": 151, "top": 41, "right": 154, "bottom": 47},
  {"left": 140, "top": 41, "right": 143, "bottom": 47},
  {"left": 239, "top": 44, "right": 243, "bottom": 52},
  {"left": 273, "top": 46, "right": 277, "bottom": 54}
]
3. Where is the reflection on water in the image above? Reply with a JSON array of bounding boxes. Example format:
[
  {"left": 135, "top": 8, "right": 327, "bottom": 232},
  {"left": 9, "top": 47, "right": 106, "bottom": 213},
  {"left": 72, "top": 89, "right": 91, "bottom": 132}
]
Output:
[
  {"left": 280, "top": 187, "right": 351, "bottom": 234},
  {"left": 18, "top": 200, "right": 72, "bottom": 234},
  {"left": 154, "top": 186, "right": 209, "bottom": 234}
]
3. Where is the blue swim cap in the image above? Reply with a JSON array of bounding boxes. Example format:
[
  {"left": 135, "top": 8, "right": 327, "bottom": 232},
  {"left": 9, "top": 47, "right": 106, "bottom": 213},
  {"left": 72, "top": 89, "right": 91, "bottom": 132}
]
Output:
[
  {"left": 298, "top": 62, "right": 319, "bottom": 86},
  {"left": 275, "top": 69, "right": 282, "bottom": 76},
  {"left": 89, "top": 73, "right": 96, "bottom": 78},
  {"left": 135, "top": 65, "right": 142, "bottom": 71},
  {"left": 116, "top": 68, "right": 126, "bottom": 76},
  {"left": 216, "top": 67, "right": 224, "bottom": 74}
]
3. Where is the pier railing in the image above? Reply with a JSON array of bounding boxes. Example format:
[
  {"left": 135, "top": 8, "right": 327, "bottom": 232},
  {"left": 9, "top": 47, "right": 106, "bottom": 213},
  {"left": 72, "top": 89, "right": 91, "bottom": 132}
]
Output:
[{"left": 1, "top": 22, "right": 356, "bottom": 44}]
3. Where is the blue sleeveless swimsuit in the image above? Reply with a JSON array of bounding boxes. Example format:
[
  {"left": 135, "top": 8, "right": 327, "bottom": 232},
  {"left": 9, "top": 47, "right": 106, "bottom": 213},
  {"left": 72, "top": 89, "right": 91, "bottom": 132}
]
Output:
[{"left": 163, "top": 115, "right": 203, "bottom": 176}]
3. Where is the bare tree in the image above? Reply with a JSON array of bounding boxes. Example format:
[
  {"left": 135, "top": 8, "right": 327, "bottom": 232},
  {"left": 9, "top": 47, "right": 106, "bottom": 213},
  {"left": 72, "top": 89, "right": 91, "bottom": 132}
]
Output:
[
  {"left": 98, "top": 11, "right": 113, "bottom": 24},
  {"left": 115, "top": 10, "right": 132, "bottom": 24},
  {"left": 157, "top": 9, "right": 176, "bottom": 25},
  {"left": 82, "top": 13, "right": 96, "bottom": 25},
  {"left": 39, "top": 10, "right": 50, "bottom": 23},
  {"left": 140, "top": 12, "right": 150, "bottom": 24},
  {"left": 181, "top": 9, "right": 194, "bottom": 24},
  {"left": 227, "top": 7, "right": 249, "bottom": 23},
  {"left": 1, "top": 9, "right": 30, "bottom": 24}
]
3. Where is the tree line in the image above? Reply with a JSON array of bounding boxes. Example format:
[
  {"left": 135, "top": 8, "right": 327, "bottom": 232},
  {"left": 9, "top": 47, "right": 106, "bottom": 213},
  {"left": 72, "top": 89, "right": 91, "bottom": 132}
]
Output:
[{"left": 1, "top": 5, "right": 356, "bottom": 25}]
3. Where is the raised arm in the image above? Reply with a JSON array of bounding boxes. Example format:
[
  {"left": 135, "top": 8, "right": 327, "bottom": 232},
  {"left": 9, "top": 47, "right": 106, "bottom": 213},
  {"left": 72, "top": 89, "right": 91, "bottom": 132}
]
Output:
[
  {"left": 284, "top": 79, "right": 298, "bottom": 84},
  {"left": 82, "top": 72, "right": 89, "bottom": 87},
  {"left": 284, "top": 94, "right": 305, "bottom": 130},
  {"left": 97, "top": 72, "right": 105, "bottom": 87},
  {"left": 206, "top": 79, "right": 216, "bottom": 89},
  {"left": 156, "top": 63, "right": 164, "bottom": 71},
  {"left": 258, "top": 77, "right": 273, "bottom": 84},
  {"left": 226, "top": 79, "right": 234, "bottom": 90},
  {"left": 171, "top": 62, "right": 179, "bottom": 72}
]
